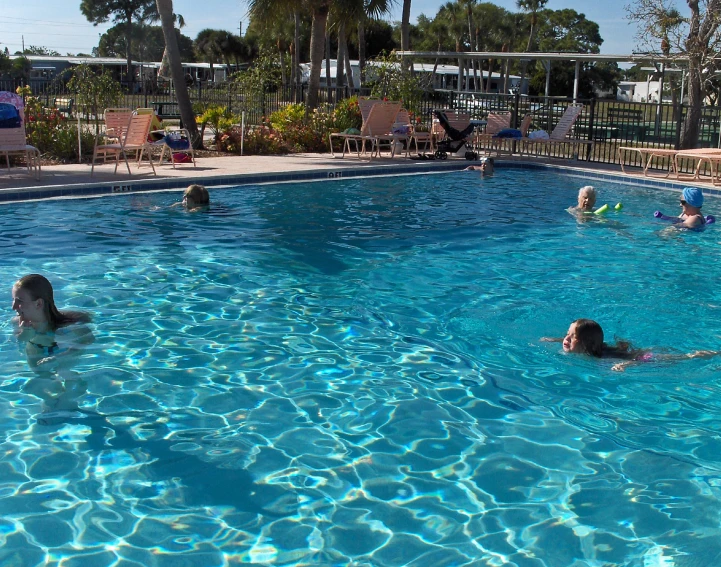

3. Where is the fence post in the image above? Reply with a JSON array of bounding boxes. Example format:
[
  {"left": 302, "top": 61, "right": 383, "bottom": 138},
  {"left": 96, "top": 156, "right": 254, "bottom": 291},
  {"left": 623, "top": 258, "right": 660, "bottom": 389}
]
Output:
[
  {"left": 587, "top": 98, "right": 596, "bottom": 161},
  {"left": 674, "top": 103, "right": 684, "bottom": 150}
]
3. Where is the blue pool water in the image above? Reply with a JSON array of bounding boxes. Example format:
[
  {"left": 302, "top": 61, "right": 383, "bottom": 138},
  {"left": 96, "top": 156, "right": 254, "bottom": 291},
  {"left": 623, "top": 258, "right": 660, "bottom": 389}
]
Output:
[{"left": 1, "top": 169, "right": 721, "bottom": 566}]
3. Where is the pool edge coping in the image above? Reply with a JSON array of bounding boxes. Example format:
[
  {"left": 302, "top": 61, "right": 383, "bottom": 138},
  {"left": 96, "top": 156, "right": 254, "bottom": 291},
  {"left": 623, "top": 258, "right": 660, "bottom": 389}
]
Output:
[{"left": 1, "top": 159, "right": 718, "bottom": 203}]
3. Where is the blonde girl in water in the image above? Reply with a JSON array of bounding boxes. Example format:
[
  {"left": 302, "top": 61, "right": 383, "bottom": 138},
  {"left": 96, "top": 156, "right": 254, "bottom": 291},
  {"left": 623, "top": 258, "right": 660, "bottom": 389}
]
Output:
[{"left": 12, "top": 274, "right": 94, "bottom": 414}]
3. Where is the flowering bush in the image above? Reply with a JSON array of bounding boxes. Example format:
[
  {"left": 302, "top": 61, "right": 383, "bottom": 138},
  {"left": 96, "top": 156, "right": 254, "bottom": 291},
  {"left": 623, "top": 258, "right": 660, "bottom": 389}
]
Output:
[
  {"left": 332, "top": 96, "right": 362, "bottom": 132},
  {"left": 265, "top": 104, "right": 333, "bottom": 153},
  {"left": 17, "top": 93, "right": 95, "bottom": 162},
  {"left": 218, "top": 123, "right": 289, "bottom": 155}
]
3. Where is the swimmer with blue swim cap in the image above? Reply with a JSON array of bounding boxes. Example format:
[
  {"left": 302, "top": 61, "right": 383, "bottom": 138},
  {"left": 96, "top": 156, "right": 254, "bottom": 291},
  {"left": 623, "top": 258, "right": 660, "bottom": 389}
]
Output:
[{"left": 670, "top": 187, "right": 706, "bottom": 229}]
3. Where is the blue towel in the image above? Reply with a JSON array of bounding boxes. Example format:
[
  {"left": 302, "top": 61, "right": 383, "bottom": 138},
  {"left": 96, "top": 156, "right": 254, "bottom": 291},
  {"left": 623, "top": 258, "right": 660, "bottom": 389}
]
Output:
[
  {"left": 164, "top": 137, "right": 190, "bottom": 150},
  {"left": 0, "top": 103, "right": 21, "bottom": 129},
  {"left": 493, "top": 128, "right": 522, "bottom": 139}
]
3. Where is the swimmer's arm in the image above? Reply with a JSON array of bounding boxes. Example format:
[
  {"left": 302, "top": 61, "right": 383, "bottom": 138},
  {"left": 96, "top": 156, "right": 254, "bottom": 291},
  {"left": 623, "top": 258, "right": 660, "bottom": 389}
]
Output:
[
  {"left": 540, "top": 337, "right": 563, "bottom": 343},
  {"left": 613, "top": 350, "right": 721, "bottom": 371},
  {"left": 611, "top": 360, "right": 638, "bottom": 372},
  {"left": 37, "top": 325, "right": 95, "bottom": 366},
  {"left": 680, "top": 215, "right": 704, "bottom": 229}
]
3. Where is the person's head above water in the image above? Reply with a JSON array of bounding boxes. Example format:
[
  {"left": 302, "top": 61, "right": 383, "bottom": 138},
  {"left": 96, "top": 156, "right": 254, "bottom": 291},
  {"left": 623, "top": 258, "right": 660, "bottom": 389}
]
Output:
[
  {"left": 183, "top": 184, "right": 210, "bottom": 208},
  {"left": 577, "top": 186, "right": 597, "bottom": 210},
  {"left": 681, "top": 187, "right": 703, "bottom": 211},
  {"left": 563, "top": 318, "right": 604, "bottom": 356},
  {"left": 12, "top": 274, "right": 90, "bottom": 331},
  {"left": 480, "top": 157, "right": 494, "bottom": 174}
]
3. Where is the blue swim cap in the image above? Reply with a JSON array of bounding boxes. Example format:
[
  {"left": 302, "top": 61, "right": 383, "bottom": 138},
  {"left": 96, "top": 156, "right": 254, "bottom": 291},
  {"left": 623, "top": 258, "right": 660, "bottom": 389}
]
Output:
[{"left": 682, "top": 187, "right": 704, "bottom": 208}]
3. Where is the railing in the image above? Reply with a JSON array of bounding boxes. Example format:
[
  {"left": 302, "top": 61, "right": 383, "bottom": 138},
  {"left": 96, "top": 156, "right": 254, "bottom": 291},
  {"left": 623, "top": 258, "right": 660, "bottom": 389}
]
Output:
[{"left": 4, "top": 77, "right": 721, "bottom": 170}]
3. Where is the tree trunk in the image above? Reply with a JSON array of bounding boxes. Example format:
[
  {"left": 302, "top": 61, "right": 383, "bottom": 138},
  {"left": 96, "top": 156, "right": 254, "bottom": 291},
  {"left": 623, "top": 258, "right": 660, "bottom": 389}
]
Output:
[
  {"left": 278, "top": 39, "right": 287, "bottom": 88},
  {"left": 325, "top": 32, "right": 332, "bottom": 103},
  {"left": 126, "top": 14, "right": 134, "bottom": 91},
  {"left": 336, "top": 22, "right": 346, "bottom": 90},
  {"left": 156, "top": 0, "right": 200, "bottom": 147},
  {"left": 680, "top": 58, "right": 702, "bottom": 148},
  {"left": 294, "top": 10, "right": 301, "bottom": 101},
  {"left": 307, "top": 3, "right": 330, "bottom": 110},
  {"left": 344, "top": 43, "right": 354, "bottom": 94},
  {"left": 401, "top": 0, "right": 412, "bottom": 51},
  {"left": 358, "top": 20, "right": 366, "bottom": 85}
]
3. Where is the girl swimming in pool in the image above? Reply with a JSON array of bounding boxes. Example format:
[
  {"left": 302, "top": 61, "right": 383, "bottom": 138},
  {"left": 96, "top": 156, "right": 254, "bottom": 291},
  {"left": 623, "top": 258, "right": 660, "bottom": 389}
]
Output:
[
  {"left": 541, "top": 318, "right": 719, "bottom": 372},
  {"left": 12, "top": 274, "right": 94, "bottom": 412}
]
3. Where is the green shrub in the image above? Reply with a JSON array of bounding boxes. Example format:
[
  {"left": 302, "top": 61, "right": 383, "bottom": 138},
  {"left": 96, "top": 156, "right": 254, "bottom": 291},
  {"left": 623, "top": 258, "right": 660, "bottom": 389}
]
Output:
[
  {"left": 199, "top": 105, "right": 239, "bottom": 144},
  {"left": 267, "top": 104, "right": 330, "bottom": 153},
  {"left": 218, "top": 125, "right": 289, "bottom": 155},
  {"left": 332, "top": 96, "right": 362, "bottom": 132}
]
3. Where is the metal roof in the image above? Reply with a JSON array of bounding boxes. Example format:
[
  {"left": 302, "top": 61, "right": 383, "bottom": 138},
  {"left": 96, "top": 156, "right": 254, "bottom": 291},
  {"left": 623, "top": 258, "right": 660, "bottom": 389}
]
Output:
[{"left": 394, "top": 51, "right": 684, "bottom": 64}]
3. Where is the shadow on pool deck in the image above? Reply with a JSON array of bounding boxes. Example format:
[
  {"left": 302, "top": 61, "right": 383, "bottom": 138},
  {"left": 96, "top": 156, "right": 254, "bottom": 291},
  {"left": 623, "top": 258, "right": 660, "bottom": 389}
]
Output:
[{"left": 0, "top": 152, "right": 716, "bottom": 197}]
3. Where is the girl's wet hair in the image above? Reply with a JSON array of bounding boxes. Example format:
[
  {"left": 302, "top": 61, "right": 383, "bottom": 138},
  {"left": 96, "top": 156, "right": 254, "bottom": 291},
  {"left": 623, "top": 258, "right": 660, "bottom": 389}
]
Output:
[
  {"left": 14, "top": 274, "right": 91, "bottom": 330},
  {"left": 184, "top": 184, "right": 209, "bottom": 205},
  {"left": 573, "top": 318, "right": 604, "bottom": 357},
  {"left": 573, "top": 318, "right": 633, "bottom": 359}
]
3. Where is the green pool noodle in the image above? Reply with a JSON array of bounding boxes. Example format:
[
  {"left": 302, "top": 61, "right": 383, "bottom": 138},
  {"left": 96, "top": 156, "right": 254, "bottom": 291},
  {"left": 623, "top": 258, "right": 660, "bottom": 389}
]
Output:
[
  {"left": 614, "top": 203, "right": 623, "bottom": 210},
  {"left": 594, "top": 204, "right": 609, "bottom": 215}
]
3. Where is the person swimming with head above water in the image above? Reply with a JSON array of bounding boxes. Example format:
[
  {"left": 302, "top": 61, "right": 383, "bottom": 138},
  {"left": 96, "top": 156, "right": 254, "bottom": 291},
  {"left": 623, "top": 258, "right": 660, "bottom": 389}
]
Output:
[
  {"left": 566, "top": 185, "right": 599, "bottom": 215},
  {"left": 465, "top": 157, "right": 494, "bottom": 175},
  {"left": 182, "top": 184, "right": 210, "bottom": 209},
  {"left": 671, "top": 187, "right": 706, "bottom": 229},
  {"left": 12, "top": 274, "right": 94, "bottom": 412},
  {"left": 541, "top": 318, "right": 720, "bottom": 372}
]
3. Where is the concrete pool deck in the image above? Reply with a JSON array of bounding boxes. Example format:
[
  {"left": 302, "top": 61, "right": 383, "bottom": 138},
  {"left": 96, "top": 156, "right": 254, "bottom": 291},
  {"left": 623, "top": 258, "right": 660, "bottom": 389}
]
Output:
[{"left": 0, "top": 152, "right": 717, "bottom": 201}]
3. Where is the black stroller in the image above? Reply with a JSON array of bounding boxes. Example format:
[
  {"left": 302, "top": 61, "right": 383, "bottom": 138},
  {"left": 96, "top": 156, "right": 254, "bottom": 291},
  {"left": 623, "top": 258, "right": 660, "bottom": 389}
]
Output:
[{"left": 432, "top": 110, "right": 479, "bottom": 160}]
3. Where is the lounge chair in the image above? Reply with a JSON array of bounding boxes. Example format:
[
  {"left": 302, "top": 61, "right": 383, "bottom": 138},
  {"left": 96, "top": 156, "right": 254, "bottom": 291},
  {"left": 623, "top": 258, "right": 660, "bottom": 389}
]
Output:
[
  {"left": 0, "top": 91, "right": 41, "bottom": 179},
  {"left": 490, "top": 113, "right": 533, "bottom": 155},
  {"left": 329, "top": 100, "right": 402, "bottom": 160},
  {"left": 398, "top": 109, "right": 434, "bottom": 156},
  {"left": 618, "top": 147, "right": 721, "bottom": 180},
  {"left": 154, "top": 128, "right": 196, "bottom": 168},
  {"left": 674, "top": 149, "right": 721, "bottom": 185},
  {"left": 475, "top": 111, "right": 511, "bottom": 150},
  {"left": 329, "top": 97, "right": 381, "bottom": 155},
  {"left": 90, "top": 112, "right": 155, "bottom": 175},
  {"left": 520, "top": 104, "right": 593, "bottom": 158},
  {"left": 375, "top": 108, "right": 430, "bottom": 158},
  {"left": 91, "top": 108, "right": 134, "bottom": 165}
]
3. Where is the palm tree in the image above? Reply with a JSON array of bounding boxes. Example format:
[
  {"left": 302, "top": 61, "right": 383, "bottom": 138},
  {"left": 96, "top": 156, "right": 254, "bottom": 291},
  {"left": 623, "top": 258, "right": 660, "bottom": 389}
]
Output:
[
  {"left": 156, "top": 0, "right": 200, "bottom": 147},
  {"left": 400, "top": 0, "right": 412, "bottom": 51},
  {"left": 248, "top": 0, "right": 331, "bottom": 110},
  {"left": 516, "top": 0, "right": 547, "bottom": 94}
]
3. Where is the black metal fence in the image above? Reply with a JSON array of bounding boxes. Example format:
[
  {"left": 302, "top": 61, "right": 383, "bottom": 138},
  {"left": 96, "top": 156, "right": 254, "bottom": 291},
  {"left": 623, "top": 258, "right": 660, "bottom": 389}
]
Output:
[{"left": 4, "top": 77, "right": 721, "bottom": 169}]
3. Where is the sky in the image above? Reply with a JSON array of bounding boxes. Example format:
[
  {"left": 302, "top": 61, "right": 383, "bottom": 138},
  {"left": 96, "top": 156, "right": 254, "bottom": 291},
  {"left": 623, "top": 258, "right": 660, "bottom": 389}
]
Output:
[{"left": 1, "top": 0, "right": 640, "bottom": 57}]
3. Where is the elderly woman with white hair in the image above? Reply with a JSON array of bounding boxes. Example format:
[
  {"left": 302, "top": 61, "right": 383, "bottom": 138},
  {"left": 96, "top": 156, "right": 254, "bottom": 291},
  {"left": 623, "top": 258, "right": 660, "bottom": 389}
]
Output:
[{"left": 574, "top": 185, "right": 597, "bottom": 212}]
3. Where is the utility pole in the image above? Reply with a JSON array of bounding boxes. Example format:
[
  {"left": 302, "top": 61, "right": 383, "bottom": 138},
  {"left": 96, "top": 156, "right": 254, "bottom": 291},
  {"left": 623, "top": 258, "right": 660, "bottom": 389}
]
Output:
[
  {"left": 238, "top": 21, "right": 242, "bottom": 37},
  {"left": 22, "top": 35, "right": 25, "bottom": 53}
]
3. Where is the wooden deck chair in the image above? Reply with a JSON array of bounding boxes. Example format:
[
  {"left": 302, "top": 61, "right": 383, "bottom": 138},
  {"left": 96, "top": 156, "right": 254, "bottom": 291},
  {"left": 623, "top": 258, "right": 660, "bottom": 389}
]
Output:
[
  {"left": 91, "top": 112, "right": 155, "bottom": 176},
  {"left": 329, "top": 97, "right": 381, "bottom": 155},
  {"left": 521, "top": 104, "right": 592, "bottom": 157},
  {"left": 0, "top": 108, "right": 41, "bottom": 179},
  {"left": 330, "top": 100, "right": 402, "bottom": 160}
]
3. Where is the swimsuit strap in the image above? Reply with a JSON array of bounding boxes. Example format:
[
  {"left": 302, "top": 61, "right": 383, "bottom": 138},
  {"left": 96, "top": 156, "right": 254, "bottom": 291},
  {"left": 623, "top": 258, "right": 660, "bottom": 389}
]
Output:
[{"left": 28, "top": 340, "right": 59, "bottom": 355}]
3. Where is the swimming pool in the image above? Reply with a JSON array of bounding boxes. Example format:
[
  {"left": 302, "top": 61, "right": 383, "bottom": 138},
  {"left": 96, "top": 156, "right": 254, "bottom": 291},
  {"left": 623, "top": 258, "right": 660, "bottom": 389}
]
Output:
[{"left": 1, "top": 169, "right": 720, "bottom": 566}]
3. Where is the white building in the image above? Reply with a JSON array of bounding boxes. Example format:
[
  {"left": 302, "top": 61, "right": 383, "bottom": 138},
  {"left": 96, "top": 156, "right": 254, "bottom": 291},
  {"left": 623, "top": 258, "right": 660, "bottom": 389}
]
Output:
[{"left": 300, "top": 60, "right": 521, "bottom": 94}]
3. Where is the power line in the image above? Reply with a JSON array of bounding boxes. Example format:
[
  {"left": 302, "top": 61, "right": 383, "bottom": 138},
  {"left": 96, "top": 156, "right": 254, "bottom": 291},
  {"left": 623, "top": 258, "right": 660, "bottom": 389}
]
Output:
[
  {"left": 0, "top": 30, "right": 99, "bottom": 37},
  {"left": 0, "top": 16, "right": 100, "bottom": 27}
]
